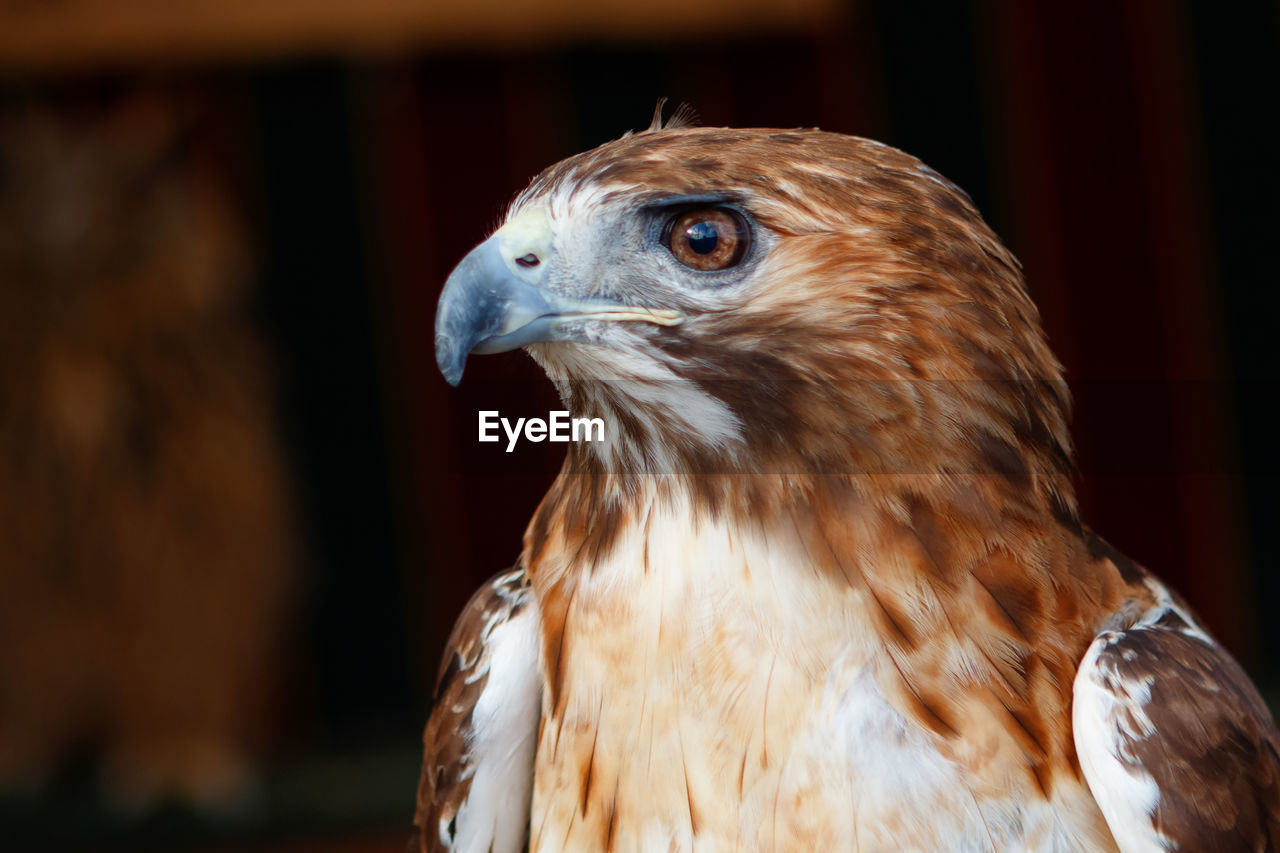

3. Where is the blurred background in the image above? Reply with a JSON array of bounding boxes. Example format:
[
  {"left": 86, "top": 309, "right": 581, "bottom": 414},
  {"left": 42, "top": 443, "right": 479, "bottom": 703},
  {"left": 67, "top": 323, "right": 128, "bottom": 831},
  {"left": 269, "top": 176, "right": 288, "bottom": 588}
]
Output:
[{"left": 0, "top": 0, "right": 1276, "bottom": 849}]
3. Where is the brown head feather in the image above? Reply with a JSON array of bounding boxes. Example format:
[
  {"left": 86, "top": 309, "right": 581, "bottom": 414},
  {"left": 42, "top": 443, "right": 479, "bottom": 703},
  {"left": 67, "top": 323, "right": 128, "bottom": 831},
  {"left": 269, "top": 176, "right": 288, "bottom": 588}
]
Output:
[{"left": 514, "top": 128, "right": 1074, "bottom": 537}]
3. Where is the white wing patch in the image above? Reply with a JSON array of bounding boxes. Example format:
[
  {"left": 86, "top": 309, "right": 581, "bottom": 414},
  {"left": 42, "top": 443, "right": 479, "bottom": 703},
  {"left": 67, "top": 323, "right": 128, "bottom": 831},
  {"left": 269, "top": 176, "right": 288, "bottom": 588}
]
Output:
[
  {"left": 417, "top": 570, "right": 542, "bottom": 853},
  {"left": 1073, "top": 630, "right": 1171, "bottom": 853},
  {"left": 448, "top": 600, "right": 541, "bottom": 853}
]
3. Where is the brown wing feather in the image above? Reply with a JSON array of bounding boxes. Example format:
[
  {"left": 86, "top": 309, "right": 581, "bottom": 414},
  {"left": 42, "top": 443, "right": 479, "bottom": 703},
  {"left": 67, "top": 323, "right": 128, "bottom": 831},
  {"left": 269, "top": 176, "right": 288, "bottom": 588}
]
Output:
[
  {"left": 414, "top": 568, "right": 536, "bottom": 853},
  {"left": 1078, "top": 621, "right": 1280, "bottom": 852}
]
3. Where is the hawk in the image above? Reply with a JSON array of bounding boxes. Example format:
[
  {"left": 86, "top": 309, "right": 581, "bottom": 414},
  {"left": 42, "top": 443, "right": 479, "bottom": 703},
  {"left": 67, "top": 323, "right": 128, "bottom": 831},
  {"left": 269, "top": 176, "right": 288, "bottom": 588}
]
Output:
[{"left": 416, "top": 113, "right": 1280, "bottom": 852}]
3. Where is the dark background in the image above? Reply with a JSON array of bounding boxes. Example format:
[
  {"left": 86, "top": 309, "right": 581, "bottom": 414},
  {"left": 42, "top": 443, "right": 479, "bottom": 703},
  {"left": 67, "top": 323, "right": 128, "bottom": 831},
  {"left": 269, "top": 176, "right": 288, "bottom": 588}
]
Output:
[{"left": 2, "top": 0, "right": 1277, "bottom": 848}]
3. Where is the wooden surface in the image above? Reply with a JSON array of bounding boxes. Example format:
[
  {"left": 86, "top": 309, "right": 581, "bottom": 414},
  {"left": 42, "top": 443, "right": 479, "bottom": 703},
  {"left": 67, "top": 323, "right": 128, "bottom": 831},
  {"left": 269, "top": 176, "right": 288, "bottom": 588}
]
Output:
[{"left": 0, "top": 0, "right": 839, "bottom": 69}]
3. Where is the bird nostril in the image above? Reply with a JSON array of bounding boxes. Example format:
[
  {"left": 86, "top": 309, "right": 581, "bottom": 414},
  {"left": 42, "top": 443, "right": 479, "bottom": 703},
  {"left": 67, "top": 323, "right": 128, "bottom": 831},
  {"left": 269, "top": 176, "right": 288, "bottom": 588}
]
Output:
[{"left": 515, "top": 253, "right": 541, "bottom": 268}]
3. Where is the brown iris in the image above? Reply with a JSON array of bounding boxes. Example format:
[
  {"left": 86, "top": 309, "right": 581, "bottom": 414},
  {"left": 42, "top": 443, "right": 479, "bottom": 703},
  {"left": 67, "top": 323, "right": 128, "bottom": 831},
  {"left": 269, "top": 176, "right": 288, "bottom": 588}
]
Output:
[{"left": 665, "top": 208, "right": 749, "bottom": 271}]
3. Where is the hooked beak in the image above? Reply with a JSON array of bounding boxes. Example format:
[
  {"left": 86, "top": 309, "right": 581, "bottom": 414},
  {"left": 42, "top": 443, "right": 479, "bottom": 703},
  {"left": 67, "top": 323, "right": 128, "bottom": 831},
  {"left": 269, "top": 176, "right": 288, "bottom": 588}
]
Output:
[{"left": 434, "top": 208, "right": 682, "bottom": 385}]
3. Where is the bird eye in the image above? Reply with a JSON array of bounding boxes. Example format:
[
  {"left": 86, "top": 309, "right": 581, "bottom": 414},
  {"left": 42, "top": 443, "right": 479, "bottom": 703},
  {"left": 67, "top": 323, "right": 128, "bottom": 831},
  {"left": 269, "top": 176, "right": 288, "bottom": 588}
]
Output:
[{"left": 664, "top": 207, "right": 749, "bottom": 271}]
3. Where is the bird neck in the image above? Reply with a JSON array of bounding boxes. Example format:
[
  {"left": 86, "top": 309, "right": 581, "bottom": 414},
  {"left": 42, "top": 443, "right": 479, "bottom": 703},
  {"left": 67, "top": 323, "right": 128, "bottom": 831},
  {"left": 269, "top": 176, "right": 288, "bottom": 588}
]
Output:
[{"left": 523, "top": 459, "right": 1082, "bottom": 595}]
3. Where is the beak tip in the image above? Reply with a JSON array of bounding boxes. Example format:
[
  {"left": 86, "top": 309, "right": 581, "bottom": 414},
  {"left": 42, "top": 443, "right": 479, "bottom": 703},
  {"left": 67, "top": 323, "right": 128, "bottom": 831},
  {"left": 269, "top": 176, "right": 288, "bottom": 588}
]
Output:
[{"left": 436, "top": 340, "right": 466, "bottom": 386}]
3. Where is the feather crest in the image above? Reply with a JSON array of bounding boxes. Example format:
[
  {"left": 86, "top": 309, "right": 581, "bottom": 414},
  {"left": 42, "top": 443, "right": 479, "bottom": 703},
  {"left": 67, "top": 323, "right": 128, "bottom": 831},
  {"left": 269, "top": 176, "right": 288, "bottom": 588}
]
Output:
[{"left": 646, "top": 98, "right": 700, "bottom": 133}]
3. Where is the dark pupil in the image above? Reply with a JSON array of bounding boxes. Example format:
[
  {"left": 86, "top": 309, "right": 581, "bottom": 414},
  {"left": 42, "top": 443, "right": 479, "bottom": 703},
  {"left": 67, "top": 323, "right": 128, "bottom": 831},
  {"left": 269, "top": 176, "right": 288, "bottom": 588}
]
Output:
[{"left": 686, "top": 221, "right": 720, "bottom": 255}]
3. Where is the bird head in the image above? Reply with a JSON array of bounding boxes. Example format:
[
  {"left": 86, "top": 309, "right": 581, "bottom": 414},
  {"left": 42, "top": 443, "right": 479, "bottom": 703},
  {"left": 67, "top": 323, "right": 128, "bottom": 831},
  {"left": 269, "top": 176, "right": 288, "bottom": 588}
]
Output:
[{"left": 436, "top": 125, "right": 1073, "bottom": 508}]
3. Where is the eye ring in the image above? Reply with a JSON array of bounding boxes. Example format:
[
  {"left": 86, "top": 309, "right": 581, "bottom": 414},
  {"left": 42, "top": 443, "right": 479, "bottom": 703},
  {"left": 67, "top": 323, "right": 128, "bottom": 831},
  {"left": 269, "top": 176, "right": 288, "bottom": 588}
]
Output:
[{"left": 663, "top": 207, "right": 750, "bottom": 271}]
